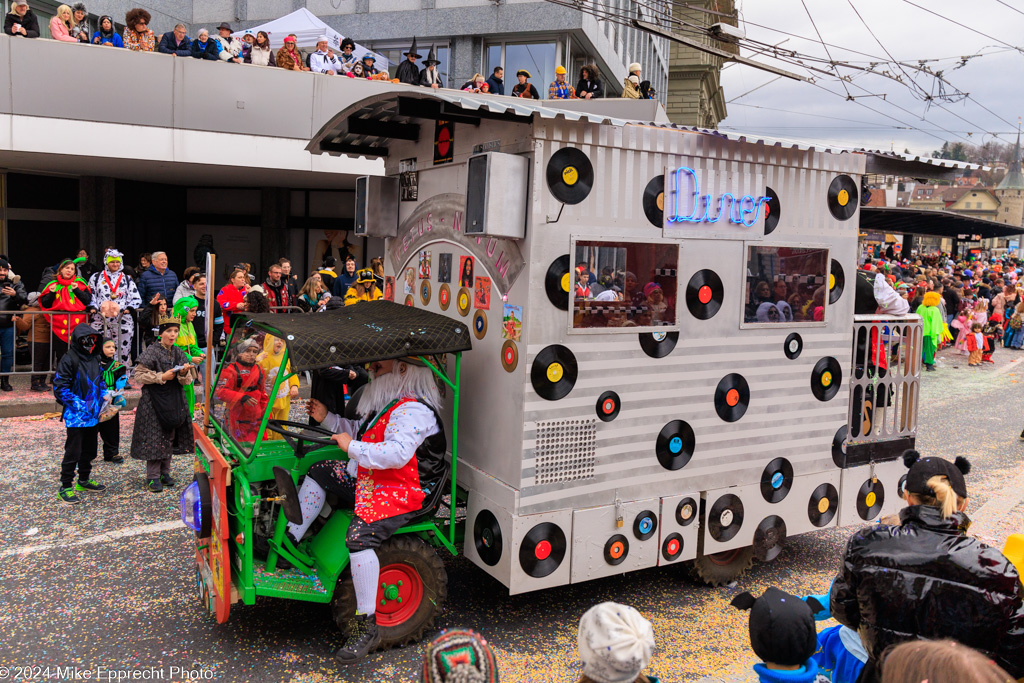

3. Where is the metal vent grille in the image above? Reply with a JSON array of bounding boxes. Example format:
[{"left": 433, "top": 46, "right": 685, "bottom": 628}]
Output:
[{"left": 535, "top": 419, "right": 597, "bottom": 485}]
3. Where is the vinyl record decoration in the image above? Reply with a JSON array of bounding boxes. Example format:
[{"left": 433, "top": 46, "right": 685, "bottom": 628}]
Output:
[
  {"left": 784, "top": 333, "right": 803, "bottom": 360},
  {"left": 500, "top": 340, "right": 519, "bottom": 373},
  {"left": 832, "top": 425, "right": 848, "bottom": 468},
  {"left": 604, "top": 534, "right": 629, "bottom": 566},
  {"left": 715, "top": 373, "right": 750, "bottom": 422},
  {"left": 811, "top": 357, "right": 843, "bottom": 402},
  {"left": 438, "top": 283, "right": 451, "bottom": 311},
  {"left": 760, "top": 457, "right": 794, "bottom": 504},
  {"left": 897, "top": 474, "right": 908, "bottom": 499},
  {"left": 764, "top": 186, "right": 781, "bottom": 235},
  {"left": 531, "top": 345, "right": 578, "bottom": 401},
  {"left": 662, "top": 532, "right": 684, "bottom": 562},
  {"left": 675, "top": 497, "right": 697, "bottom": 527},
  {"left": 753, "top": 515, "right": 787, "bottom": 562},
  {"left": 519, "top": 522, "right": 567, "bottom": 578},
  {"left": 856, "top": 479, "right": 884, "bottom": 520},
  {"left": 546, "top": 147, "right": 594, "bottom": 205},
  {"left": 639, "top": 331, "right": 678, "bottom": 359},
  {"left": 829, "top": 260, "right": 845, "bottom": 305},
  {"left": 420, "top": 279, "right": 431, "bottom": 306},
  {"left": 404, "top": 294, "right": 415, "bottom": 307},
  {"left": 656, "top": 420, "right": 695, "bottom": 471},
  {"left": 456, "top": 287, "right": 472, "bottom": 317},
  {"left": 633, "top": 510, "right": 658, "bottom": 541},
  {"left": 545, "top": 255, "right": 571, "bottom": 310},
  {"left": 707, "top": 493, "right": 744, "bottom": 542},
  {"left": 473, "top": 310, "right": 488, "bottom": 339},
  {"left": 643, "top": 175, "right": 665, "bottom": 227},
  {"left": 596, "top": 391, "right": 621, "bottom": 422},
  {"left": 685, "top": 269, "right": 724, "bottom": 320},
  {"left": 828, "top": 174, "right": 859, "bottom": 221},
  {"left": 473, "top": 509, "right": 503, "bottom": 567},
  {"left": 808, "top": 483, "right": 839, "bottom": 527}
]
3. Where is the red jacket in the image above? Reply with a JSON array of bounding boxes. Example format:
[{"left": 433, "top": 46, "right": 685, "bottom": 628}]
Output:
[
  {"left": 262, "top": 279, "right": 291, "bottom": 310},
  {"left": 216, "top": 285, "right": 246, "bottom": 328},
  {"left": 214, "top": 361, "right": 267, "bottom": 443}
]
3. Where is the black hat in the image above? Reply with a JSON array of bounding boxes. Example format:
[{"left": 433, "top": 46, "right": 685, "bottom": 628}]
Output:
[
  {"left": 403, "top": 36, "right": 421, "bottom": 59},
  {"left": 423, "top": 44, "right": 440, "bottom": 66},
  {"left": 516, "top": 69, "right": 531, "bottom": 78},
  {"left": 217, "top": 22, "right": 232, "bottom": 32},
  {"left": 903, "top": 450, "right": 970, "bottom": 499},
  {"left": 731, "top": 587, "right": 819, "bottom": 667},
  {"left": 324, "top": 256, "right": 337, "bottom": 267},
  {"left": 0, "top": 258, "right": 10, "bottom": 269}
]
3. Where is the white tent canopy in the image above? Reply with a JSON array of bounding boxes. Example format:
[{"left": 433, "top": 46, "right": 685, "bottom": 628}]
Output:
[{"left": 232, "top": 8, "right": 389, "bottom": 68}]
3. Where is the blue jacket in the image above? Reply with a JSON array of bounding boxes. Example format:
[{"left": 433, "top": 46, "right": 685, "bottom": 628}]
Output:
[
  {"left": 91, "top": 30, "right": 124, "bottom": 47},
  {"left": 485, "top": 74, "right": 504, "bottom": 96},
  {"left": 53, "top": 324, "right": 105, "bottom": 428},
  {"left": 753, "top": 661, "right": 829, "bottom": 683},
  {"left": 137, "top": 265, "right": 179, "bottom": 304},
  {"left": 158, "top": 31, "right": 190, "bottom": 56},
  {"left": 191, "top": 38, "right": 219, "bottom": 60}
]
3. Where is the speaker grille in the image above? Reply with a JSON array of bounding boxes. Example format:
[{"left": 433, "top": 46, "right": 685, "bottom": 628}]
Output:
[{"left": 534, "top": 419, "right": 597, "bottom": 485}]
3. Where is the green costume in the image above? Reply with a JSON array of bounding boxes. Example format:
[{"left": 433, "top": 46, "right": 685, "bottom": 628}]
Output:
[
  {"left": 915, "top": 291, "right": 943, "bottom": 368},
  {"left": 173, "top": 296, "right": 202, "bottom": 414}
]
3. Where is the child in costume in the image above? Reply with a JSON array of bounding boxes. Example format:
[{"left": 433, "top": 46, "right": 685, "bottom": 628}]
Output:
[
  {"left": 172, "top": 296, "right": 206, "bottom": 415},
  {"left": 982, "top": 313, "right": 1001, "bottom": 363},
  {"left": 258, "top": 334, "right": 298, "bottom": 439},
  {"left": 40, "top": 257, "right": 92, "bottom": 360},
  {"left": 214, "top": 337, "right": 269, "bottom": 444},
  {"left": 965, "top": 322, "right": 988, "bottom": 367},
  {"left": 130, "top": 315, "right": 196, "bottom": 493},
  {"left": 53, "top": 324, "right": 108, "bottom": 504},
  {"left": 803, "top": 583, "right": 868, "bottom": 683},
  {"left": 87, "top": 249, "right": 142, "bottom": 365},
  {"left": 576, "top": 602, "right": 661, "bottom": 683},
  {"left": 730, "top": 588, "right": 830, "bottom": 683},
  {"left": 914, "top": 291, "right": 943, "bottom": 372},
  {"left": 97, "top": 339, "right": 128, "bottom": 464}
]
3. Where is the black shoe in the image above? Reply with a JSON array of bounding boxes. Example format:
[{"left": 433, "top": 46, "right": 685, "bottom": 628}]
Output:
[
  {"left": 161, "top": 474, "right": 177, "bottom": 487},
  {"left": 0, "top": 377, "right": 12, "bottom": 392},
  {"left": 925, "top": 365, "right": 937, "bottom": 372},
  {"left": 335, "top": 613, "right": 381, "bottom": 665},
  {"left": 30, "top": 380, "right": 47, "bottom": 392},
  {"left": 103, "top": 454, "right": 124, "bottom": 464},
  {"left": 146, "top": 478, "right": 163, "bottom": 493}
]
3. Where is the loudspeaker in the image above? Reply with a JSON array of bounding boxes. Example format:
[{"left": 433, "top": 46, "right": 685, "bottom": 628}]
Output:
[
  {"left": 465, "top": 152, "right": 528, "bottom": 239},
  {"left": 354, "top": 176, "right": 400, "bottom": 237}
]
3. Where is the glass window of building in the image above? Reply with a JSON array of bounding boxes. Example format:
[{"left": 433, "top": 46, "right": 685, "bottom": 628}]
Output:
[
  {"left": 488, "top": 41, "right": 558, "bottom": 99},
  {"left": 370, "top": 42, "right": 450, "bottom": 85}
]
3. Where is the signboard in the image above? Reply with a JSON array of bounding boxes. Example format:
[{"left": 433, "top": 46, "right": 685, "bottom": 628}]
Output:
[{"left": 663, "top": 165, "right": 769, "bottom": 240}]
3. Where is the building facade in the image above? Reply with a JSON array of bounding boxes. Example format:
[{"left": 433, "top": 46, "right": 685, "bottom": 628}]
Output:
[
  {"left": 992, "top": 135, "right": 1024, "bottom": 251},
  {"left": 664, "top": 0, "right": 732, "bottom": 127}
]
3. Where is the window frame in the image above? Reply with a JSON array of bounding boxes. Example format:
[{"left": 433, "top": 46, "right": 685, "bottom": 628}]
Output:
[{"left": 738, "top": 241, "right": 832, "bottom": 330}]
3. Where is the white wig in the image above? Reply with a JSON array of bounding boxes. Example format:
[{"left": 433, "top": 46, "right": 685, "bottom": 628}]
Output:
[{"left": 358, "top": 361, "right": 442, "bottom": 418}]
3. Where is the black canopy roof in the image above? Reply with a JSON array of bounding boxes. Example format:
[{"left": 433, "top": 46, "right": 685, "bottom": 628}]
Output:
[
  {"left": 860, "top": 206, "right": 1021, "bottom": 240},
  {"left": 239, "top": 302, "right": 472, "bottom": 372}
]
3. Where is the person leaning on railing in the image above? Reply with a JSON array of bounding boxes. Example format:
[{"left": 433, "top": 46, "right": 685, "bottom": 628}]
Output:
[
  {"left": 0, "top": 257, "right": 27, "bottom": 391},
  {"left": 48, "top": 4, "right": 78, "bottom": 43},
  {"left": 122, "top": 7, "right": 154, "bottom": 52},
  {"left": 4, "top": 1, "right": 39, "bottom": 38},
  {"left": 14, "top": 292, "right": 51, "bottom": 392}
]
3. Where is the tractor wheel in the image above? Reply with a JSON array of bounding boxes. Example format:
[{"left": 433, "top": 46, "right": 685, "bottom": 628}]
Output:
[
  {"left": 330, "top": 535, "right": 448, "bottom": 648},
  {"left": 690, "top": 533, "right": 755, "bottom": 587}
]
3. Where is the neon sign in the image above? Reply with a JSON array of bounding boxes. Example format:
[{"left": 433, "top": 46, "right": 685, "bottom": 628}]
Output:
[{"left": 667, "top": 167, "right": 771, "bottom": 227}]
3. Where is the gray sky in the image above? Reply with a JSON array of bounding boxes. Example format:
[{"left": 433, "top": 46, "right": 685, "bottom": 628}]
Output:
[{"left": 718, "top": 0, "right": 1024, "bottom": 157}]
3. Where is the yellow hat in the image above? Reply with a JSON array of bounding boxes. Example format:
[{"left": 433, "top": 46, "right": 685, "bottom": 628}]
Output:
[{"left": 555, "top": 65, "right": 566, "bottom": 75}]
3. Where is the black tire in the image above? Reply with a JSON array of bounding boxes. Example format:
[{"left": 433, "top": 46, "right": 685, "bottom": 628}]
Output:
[
  {"left": 330, "top": 535, "right": 448, "bottom": 648},
  {"left": 690, "top": 530, "right": 754, "bottom": 587}
]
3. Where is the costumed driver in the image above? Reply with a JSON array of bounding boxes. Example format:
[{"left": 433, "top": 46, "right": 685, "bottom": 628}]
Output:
[{"left": 290, "top": 356, "right": 447, "bottom": 664}]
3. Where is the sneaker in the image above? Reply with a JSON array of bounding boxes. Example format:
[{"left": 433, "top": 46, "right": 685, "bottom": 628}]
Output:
[
  {"left": 146, "top": 478, "right": 164, "bottom": 493},
  {"left": 103, "top": 454, "right": 124, "bottom": 464},
  {"left": 161, "top": 474, "right": 177, "bottom": 487},
  {"left": 57, "top": 487, "right": 81, "bottom": 504},
  {"left": 925, "top": 365, "right": 937, "bottom": 372},
  {"left": 75, "top": 479, "right": 106, "bottom": 493},
  {"left": 335, "top": 613, "right": 381, "bottom": 665}
]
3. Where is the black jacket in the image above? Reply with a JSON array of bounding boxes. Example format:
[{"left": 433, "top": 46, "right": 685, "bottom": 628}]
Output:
[
  {"left": 831, "top": 505, "right": 1024, "bottom": 678},
  {"left": 158, "top": 31, "right": 191, "bottom": 56},
  {"left": 485, "top": 74, "right": 504, "bottom": 95},
  {"left": 53, "top": 324, "right": 105, "bottom": 427},
  {"left": 309, "top": 365, "right": 368, "bottom": 422},
  {"left": 941, "top": 288, "right": 960, "bottom": 317},
  {"left": 576, "top": 77, "right": 603, "bottom": 98},
  {"left": 0, "top": 276, "right": 27, "bottom": 328},
  {"left": 4, "top": 10, "right": 40, "bottom": 38},
  {"left": 191, "top": 38, "right": 219, "bottom": 60},
  {"left": 395, "top": 59, "right": 420, "bottom": 85}
]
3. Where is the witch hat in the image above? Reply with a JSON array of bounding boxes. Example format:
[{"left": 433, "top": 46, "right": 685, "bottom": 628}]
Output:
[
  {"left": 404, "top": 36, "right": 421, "bottom": 59},
  {"left": 423, "top": 44, "right": 440, "bottom": 66}
]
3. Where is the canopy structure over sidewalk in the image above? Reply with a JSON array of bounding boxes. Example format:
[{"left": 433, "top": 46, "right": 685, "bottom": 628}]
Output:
[
  {"left": 232, "top": 8, "right": 389, "bottom": 67},
  {"left": 860, "top": 206, "right": 1022, "bottom": 241}
]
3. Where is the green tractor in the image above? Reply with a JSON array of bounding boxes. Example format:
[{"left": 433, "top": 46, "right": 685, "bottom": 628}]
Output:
[{"left": 181, "top": 302, "right": 471, "bottom": 647}]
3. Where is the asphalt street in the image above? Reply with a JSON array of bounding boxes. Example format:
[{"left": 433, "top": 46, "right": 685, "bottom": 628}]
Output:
[{"left": 1, "top": 346, "right": 1022, "bottom": 683}]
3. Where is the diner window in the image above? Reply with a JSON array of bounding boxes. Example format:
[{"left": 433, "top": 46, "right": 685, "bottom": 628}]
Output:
[
  {"left": 744, "top": 246, "right": 829, "bottom": 325},
  {"left": 572, "top": 240, "right": 678, "bottom": 330}
]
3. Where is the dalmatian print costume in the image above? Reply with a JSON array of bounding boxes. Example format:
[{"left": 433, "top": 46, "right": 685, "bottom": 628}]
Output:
[{"left": 88, "top": 249, "right": 142, "bottom": 365}]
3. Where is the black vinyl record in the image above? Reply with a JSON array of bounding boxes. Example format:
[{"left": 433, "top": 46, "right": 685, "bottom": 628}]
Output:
[
  {"left": 662, "top": 532, "right": 684, "bottom": 562},
  {"left": 707, "top": 493, "right": 744, "bottom": 542},
  {"left": 753, "top": 515, "right": 787, "bottom": 562},
  {"left": 784, "top": 333, "right": 803, "bottom": 360},
  {"left": 828, "top": 174, "right": 858, "bottom": 221},
  {"left": 519, "top": 522, "right": 567, "bottom": 578},
  {"left": 829, "top": 260, "right": 845, "bottom": 305},
  {"left": 808, "top": 483, "right": 839, "bottom": 527},
  {"left": 633, "top": 510, "right": 658, "bottom": 541},
  {"left": 604, "top": 534, "right": 629, "bottom": 566},
  {"left": 764, "top": 186, "right": 781, "bottom": 235},
  {"left": 546, "top": 147, "right": 594, "bottom": 205},
  {"left": 501, "top": 340, "right": 519, "bottom": 373},
  {"left": 643, "top": 175, "right": 665, "bottom": 227},
  {"left": 473, "top": 509, "right": 503, "bottom": 566},
  {"left": 596, "top": 391, "right": 621, "bottom": 422},
  {"left": 856, "top": 479, "right": 884, "bottom": 520},
  {"left": 897, "top": 474, "right": 908, "bottom": 499},
  {"left": 531, "top": 344, "right": 578, "bottom": 401},
  {"left": 832, "top": 425, "right": 848, "bottom": 468},
  {"left": 685, "top": 269, "right": 724, "bottom": 320},
  {"left": 639, "top": 331, "right": 678, "bottom": 359},
  {"left": 545, "top": 255, "right": 571, "bottom": 310},
  {"left": 656, "top": 420, "right": 695, "bottom": 471},
  {"left": 811, "top": 357, "right": 843, "bottom": 402},
  {"left": 760, "top": 457, "right": 794, "bottom": 504},
  {"left": 675, "top": 497, "right": 697, "bottom": 527},
  {"left": 714, "top": 373, "right": 750, "bottom": 422}
]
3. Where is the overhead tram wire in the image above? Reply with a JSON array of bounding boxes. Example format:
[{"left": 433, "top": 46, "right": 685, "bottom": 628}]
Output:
[
  {"left": 995, "top": 0, "right": 1024, "bottom": 18},
  {"left": 845, "top": 0, "right": 929, "bottom": 100},
  {"left": 899, "top": 0, "right": 1024, "bottom": 55}
]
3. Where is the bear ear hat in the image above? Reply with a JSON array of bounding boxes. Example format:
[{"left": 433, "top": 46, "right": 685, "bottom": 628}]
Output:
[
  {"left": 730, "top": 592, "right": 757, "bottom": 611},
  {"left": 954, "top": 456, "right": 972, "bottom": 475},
  {"left": 804, "top": 596, "right": 825, "bottom": 614},
  {"left": 902, "top": 449, "right": 921, "bottom": 469}
]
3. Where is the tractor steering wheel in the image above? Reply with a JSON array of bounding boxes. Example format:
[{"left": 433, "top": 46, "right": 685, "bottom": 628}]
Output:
[{"left": 265, "top": 420, "right": 338, "bottom": 458}]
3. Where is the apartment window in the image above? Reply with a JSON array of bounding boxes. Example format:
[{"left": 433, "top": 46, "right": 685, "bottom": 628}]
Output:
[
  {"left": 370, "top": 41, "right": 451, "bottom": 85},
  {"left": 486, "top": 40, "right": 560, "bottom": 99}
]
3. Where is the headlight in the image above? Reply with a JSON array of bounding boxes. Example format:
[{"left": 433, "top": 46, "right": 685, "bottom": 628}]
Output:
[{"left": 180, "top": 481, "right": 203, "bottom": 533}]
